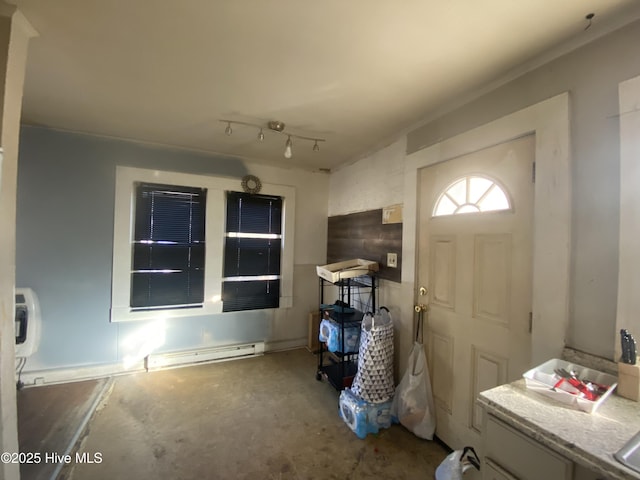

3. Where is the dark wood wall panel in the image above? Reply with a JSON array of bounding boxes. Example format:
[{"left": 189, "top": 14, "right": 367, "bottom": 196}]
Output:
[{"left": 327, "top": 209, "right": 402, "bottom": 283}]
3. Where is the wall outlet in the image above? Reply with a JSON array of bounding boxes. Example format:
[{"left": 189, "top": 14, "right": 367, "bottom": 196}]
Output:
[{"left": 387, "top": 253, "right": 398, "bottom": 268}]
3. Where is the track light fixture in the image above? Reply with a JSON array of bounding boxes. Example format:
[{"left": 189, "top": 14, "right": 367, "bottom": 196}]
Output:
[
  {"left": 219, "top": 119, "right": 325, "bottom": 158},
  {"left": 284, "top": 136, "right": 293, "bottom": 159}
]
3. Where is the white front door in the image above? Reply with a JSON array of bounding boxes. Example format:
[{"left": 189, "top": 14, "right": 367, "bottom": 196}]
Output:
[{"left": 417, "top": 135, "right": 535, "bottom": 454}]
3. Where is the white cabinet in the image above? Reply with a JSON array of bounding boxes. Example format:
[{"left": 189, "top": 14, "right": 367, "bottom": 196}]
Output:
[
  {"left": 572, "top": 464, "right": 607, "bottom": 480},
  {"left": 484, "top": 459, "right": 518, "bottom": 480},
  {"left": 482, "top": 414, "right": 610, "bottom": 480},
  {"left": 483, "top": 414, "right": 573, "bottom": 480},
  {"left": 479, "top": 381, "right": 640, "bottom": 480}
]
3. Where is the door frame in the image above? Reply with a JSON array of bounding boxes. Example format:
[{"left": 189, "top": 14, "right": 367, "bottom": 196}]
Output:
[
  {"left": 616, "top": 75, "right": 640, "bottom": 357},
  {"left": 402, "top": 93, "right": 570, "bottom": 368}
]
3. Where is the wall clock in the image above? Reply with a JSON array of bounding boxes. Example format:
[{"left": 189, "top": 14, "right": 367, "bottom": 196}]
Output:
[{"left": 241, "top": 175, "right": 262, "bottom": 194}]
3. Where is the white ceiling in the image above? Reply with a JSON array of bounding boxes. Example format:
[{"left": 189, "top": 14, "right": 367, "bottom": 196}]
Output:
[{"left": 13, "top": 0, "right": 640, "bottom": 171}]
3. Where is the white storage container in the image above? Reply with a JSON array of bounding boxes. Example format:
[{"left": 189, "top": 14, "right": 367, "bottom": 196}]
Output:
[{"left": 522, "top": 358, "right": 617, "bottom": 413}]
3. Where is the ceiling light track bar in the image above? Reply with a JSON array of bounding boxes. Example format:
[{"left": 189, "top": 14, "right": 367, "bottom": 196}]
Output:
[{"left": 219, "top": 119, "right": 325, "bottom": 158}]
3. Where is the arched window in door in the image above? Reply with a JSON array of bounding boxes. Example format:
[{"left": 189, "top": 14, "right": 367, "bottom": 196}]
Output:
[{"left": 433, "top": 175, "right": 511, "bottom": 217}]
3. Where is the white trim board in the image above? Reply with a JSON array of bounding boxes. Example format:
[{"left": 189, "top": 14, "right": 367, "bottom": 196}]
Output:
[
  {"left": 264, "top": 337, "right": 306, "bottom": 352},
  {"left": 146, "top": 342, "right": 265, "bottom": 370},
  {"left": 404, "top": 93, "right": 571, "bottom": 365},
  {"left": 616, "top": 74, "right": 640, "bottom": 357},
  {"left": 19, "top": 361, "right": 145, "bottom": 387},
  {"left": 18, "top": 341, "right": 303, "bottom": 386}
]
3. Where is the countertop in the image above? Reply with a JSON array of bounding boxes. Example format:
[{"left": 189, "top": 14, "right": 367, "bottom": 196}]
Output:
[{"left": 478, "top": 380, "right": 640, "bottom": 480}]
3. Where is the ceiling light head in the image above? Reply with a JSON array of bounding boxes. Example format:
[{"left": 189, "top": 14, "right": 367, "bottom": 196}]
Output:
[
  {"left": 224, "top": 122, "right": 233, "bottom": 136},
  {"left": 284, "top": 136, "right": 293, "bottom": 159},
  {"left": 313, "top": 140, "right": 320, "bottom": 152},
  {"left": 258, "top": 129, "right": 264, "bottom": 141},
  {"left": 268, "top": 120, "right": 286, "bottom": 132}
]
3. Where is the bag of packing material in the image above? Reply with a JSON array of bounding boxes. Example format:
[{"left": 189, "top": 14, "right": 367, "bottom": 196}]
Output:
[
  {"left": 319, "top": 318, "right": 360, "bottom": 353},
  {"left": 338, "top": 388, "right": 392, "bottom": 439}
]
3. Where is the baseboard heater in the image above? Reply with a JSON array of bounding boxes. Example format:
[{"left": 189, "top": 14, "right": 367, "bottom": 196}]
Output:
[{"left": 145, "top": 342, "right": 265, "bottom": 371}]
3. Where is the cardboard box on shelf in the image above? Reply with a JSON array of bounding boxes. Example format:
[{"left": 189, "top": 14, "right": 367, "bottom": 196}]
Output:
[{"left": 316, "top": 259, "right": 378, "bottom": 283}]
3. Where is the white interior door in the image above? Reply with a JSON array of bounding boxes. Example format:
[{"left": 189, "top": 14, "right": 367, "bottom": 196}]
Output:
[{"left": 417, "top": 135, "right": 534, "bottom": 454}]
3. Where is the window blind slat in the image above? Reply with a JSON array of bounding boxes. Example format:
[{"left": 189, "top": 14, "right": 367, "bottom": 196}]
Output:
[
  {"left": 223, "top": 237, "right": 281, "bottom": 277},
  {"left": 226, "top": 192, "right": 282, "bottom": 234},
  {"left": 223, "top": 192, "right": 283, "bottom": 312},
  {"left": 131, "top": 183, "right": 207, "bottom": 309},
  {"left": 133, "top": 244, "right": 205, "bottom": 271},
  {"left": 131, "top": 270, "right": 205, "bottom": 308},
  {"left": 221, "top": 279, "right": 280, "bottom": 312}
]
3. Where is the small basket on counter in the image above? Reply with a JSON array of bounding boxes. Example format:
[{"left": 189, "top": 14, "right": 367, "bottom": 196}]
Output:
[{"left": 523, "top": 358, "right": 617, "bottom": 413}]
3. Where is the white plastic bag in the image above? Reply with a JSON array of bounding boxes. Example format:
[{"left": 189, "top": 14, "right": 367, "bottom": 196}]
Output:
[
  {"left": 390, "top": 340, "right": 436, "bottom": 439},
  {"left": 435, "top": 447, "right": 480, "bottom": 480}
]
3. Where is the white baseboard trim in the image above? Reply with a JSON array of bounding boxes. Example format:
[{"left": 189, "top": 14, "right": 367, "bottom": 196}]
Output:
[
  {"left": 146, "top": 342, "right": 264, "bottom": 370},
  {"left": 18, "top": 341, "right": 270, "bottom": 386},
  {"left": 264, "top": 337, "right": 306, "bottom": 352},
  {"left": 19, "top": 361, "right": 145, "bottom": 387}
]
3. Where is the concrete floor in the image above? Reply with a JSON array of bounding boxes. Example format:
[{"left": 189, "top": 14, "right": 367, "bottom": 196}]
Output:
[{"left": 31, "top": 349, "right": 447, "bottom": 479}]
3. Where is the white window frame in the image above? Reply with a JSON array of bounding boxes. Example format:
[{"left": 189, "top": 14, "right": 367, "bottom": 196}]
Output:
[
  {"left": 432, "top": 174, "right": 512, "bottom": 217},
  {"left": 110, "top": 166, "right": 295, "bottom": 322}
]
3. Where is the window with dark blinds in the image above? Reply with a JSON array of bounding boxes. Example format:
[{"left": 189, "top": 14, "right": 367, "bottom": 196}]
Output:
[
  {"left": 131, "top": 183, "right": 206, "bottom": 309},
  {"left": 223, "top": 192, "right": 283, "bottom": 312}
]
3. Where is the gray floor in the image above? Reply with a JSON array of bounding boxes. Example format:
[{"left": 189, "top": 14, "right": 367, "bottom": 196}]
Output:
[{"left": 26, "top": 349, "right": 447, "bottom": 480}]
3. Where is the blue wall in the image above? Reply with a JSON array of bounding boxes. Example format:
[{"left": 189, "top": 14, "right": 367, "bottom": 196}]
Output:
[{"left": 16, "top": 126, "right": 304, "bottom": 371}]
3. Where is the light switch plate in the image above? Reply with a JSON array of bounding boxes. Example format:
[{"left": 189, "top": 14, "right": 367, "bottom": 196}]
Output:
[{"left": 387, "top": 253, "right": 398, "bottom": 268}]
